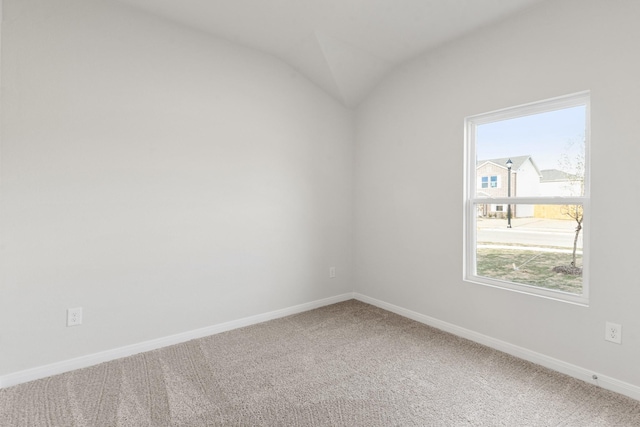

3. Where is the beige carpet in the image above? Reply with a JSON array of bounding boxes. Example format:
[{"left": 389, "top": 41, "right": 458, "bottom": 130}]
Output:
[{"left": 1, "top": 300, "right": 639, "bottom": 426}]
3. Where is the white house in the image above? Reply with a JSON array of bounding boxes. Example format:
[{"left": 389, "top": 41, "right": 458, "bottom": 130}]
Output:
[{"left": 540, "top": 169, "right": 583, "bottom": 196}]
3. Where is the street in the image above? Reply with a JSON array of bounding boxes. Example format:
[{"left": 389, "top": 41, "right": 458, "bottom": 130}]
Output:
[{"left": 476, "top": 218, "right": 583, "bottom": 249}]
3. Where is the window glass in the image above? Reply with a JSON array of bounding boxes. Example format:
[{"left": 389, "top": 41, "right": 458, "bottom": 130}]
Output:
[
  {"left": 475, "top": 204, "right": 583, "bottom": 295},
  {"left": 475, "top": 106, "right": 586, "bottom": 199}
]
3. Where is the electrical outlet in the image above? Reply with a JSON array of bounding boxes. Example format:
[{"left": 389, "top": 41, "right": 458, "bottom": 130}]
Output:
[
  {"left": 605, "top": 322, "right": 622, "bottom": 344},
  {"left": 329, "top": 267, "right": 336, "bottom": 278},
  {"left": 67, "top": 307, "right": 83, "bottom": 327}
]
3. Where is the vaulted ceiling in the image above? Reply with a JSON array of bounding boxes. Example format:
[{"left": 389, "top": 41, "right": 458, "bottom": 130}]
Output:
[{"left": 115, "top": 0, "right": 545, "bottom": 107}]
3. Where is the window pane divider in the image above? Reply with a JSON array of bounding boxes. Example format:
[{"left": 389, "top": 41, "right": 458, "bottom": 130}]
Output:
[{"left": 472, "top": 197, "right": 585, "bottom": 205}]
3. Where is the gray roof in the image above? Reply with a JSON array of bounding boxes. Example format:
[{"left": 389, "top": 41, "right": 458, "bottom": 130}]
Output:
[
  {"left": 477, "top": 155, "right": 538, "bottom": 173},
  {"left": 540, "top": 169, "right": 579, "bottom": 182}
]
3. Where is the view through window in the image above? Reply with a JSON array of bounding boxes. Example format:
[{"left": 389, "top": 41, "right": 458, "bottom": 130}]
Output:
[{"left": 465, "top": 92, "right": 590, "bottom": 304}]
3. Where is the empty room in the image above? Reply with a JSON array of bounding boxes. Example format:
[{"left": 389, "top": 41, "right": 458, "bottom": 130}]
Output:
[{"left": 1, "top": 0, "right": 640, "bottom": 425}]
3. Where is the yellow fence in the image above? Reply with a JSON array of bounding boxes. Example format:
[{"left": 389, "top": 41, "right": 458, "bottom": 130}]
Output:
[{"left": 534, "top": 204, "right": 577, "bottom": 220}]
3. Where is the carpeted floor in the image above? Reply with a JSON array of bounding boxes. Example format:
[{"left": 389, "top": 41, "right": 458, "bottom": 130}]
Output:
[{"left": 1, "top": 299, "right": 640, "bottom": 426}]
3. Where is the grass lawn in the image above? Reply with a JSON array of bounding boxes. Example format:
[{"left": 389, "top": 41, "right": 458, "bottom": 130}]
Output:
[{"left": 476, "top": 247, "right": 582, "bottom": 294}]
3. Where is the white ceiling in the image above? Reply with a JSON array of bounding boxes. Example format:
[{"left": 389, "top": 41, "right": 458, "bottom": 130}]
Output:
[{"left": 115, "top": 0, "right": 545, "bottom": 107}]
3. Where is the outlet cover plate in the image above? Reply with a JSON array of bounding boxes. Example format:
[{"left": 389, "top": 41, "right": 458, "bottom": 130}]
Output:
[
  {"left": 605, "top": 321, "right": 622, "bottom": 344},
  {"left": 67, "top": 307, "right": 83, "bottom": 327}
]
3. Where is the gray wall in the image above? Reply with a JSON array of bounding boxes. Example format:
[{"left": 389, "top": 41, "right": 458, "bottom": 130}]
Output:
[
  {"left": 0, "top": 0, "right": 354, "bottom": 375},
  {"left": 355, "top": 0, "right": 640, "bottom": 387}
]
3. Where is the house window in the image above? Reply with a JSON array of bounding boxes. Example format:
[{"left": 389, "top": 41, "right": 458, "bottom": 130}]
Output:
[
  {"left": 480, "top": 175, "right": 499, "bottom": 189},
  {"left": 464, "top": 92, "right": 590, "bottom": 305}
]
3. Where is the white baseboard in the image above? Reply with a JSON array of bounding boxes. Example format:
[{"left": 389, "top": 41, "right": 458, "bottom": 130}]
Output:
[
  {"left": 3, "top": 291, "right": 639, "bottom": 403},
  {"left": 0, "top": 293, "right": 355, "bottom": 389},
  {"left": 353, "top": 293, "right": 640, "bottom": 402}
]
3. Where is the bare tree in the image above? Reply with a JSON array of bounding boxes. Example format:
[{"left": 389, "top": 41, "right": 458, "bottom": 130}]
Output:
[
  {"left": 555, "top": 136, "right": 584, "bottom": 274},
  {"left": 562, "top": 204, "right": 582, "bottom": 268}
]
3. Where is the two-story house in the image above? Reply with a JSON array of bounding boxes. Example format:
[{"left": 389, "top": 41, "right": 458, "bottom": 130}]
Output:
[{"left": 476, "top": 155, "right": 542, "bottom": 218}]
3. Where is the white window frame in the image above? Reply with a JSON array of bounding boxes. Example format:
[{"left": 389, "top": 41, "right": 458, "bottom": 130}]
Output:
[{"left": 463, "top": 92, "right": 590, "bottom": 305}]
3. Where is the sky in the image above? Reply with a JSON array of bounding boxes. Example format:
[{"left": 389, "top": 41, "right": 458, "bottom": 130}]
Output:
[{"left": 476, "top": 105, "right": 586, "bottom": 171}]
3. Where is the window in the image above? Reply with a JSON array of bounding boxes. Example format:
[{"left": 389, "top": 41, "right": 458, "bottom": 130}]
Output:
[
  {"left": 480, "top": 175, "right": 499, "bottom": 189},
  {"left": 464, "top": 92, "right": 590, "bottom": 305}
]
